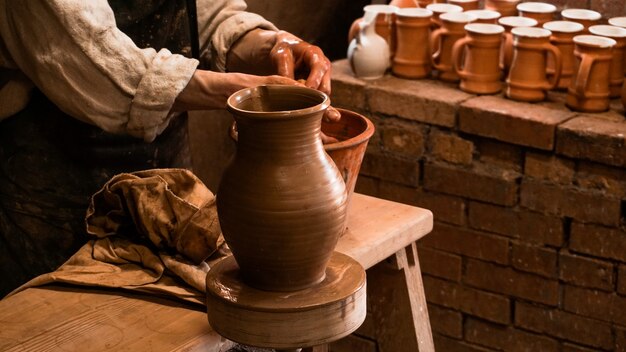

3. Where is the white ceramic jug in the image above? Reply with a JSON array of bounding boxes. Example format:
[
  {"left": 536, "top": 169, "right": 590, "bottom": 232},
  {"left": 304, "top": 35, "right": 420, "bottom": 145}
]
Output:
[{"left": 347, "top": 11, "right": 390, "bottom": 79}]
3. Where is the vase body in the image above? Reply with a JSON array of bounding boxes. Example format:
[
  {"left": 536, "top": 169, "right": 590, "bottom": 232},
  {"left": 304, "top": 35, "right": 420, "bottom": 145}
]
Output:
[{"left": 217, "top": 85, "right": 348, "bottom": 292}]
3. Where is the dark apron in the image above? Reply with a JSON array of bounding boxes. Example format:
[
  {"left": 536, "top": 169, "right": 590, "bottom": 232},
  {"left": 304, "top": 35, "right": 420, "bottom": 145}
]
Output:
[{"left": 0, "top": 0, "right": 198, "bottom": 296}]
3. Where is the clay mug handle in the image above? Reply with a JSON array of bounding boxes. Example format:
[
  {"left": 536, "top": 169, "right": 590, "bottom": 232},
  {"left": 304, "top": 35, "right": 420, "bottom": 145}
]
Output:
[
  {"left": 543, "top": 43, "right": 562, "bottom": 90},
  {"left": 502, "top": 32, "right": 514, "bottom": 71},
  {"left": 574, "top": 54, "right": 594, "bottom": 98},
  {"left": 452, "top": 36, "right": 472, "bottom": 79},
  {"left": 431, "top": 27, "right": 446, "bottom": 68}
]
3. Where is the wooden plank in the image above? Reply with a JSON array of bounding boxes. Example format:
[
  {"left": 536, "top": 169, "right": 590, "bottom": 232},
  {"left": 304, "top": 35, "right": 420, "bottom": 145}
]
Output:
[{"left": 338, "top": 193, "right": 434, "bottom": 270}]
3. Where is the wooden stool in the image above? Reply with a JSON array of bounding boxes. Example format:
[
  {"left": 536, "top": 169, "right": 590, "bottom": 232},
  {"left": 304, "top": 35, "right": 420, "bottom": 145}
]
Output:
[{"left": 206, "top": 252, "right": 366, "bottom": 351}]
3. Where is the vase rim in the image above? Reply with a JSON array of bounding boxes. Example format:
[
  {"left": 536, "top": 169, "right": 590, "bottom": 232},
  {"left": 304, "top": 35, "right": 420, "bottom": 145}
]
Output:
[
  {"left": 323, "top": 109, "right": 375, "bottom": 152},
  {"left": 227, "top": 85, "right": 330, "bottom": 119}
]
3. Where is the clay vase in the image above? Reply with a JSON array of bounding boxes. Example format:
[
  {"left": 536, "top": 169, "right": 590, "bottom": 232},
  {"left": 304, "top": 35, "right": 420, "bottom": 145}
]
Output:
[
  {"left": 505, "top": 27, "right": 562, "bottom": 102},
  {"left": 427, "top": 3, "right": 463, "bottom": 30},
  {"left": 321, "top": 109, "right": 375, "bottom": 205},
  {"left": 447, "top": 0, "right": 479, "bottom": 11},
  {"left": 543, "top": 21, "right": 585, "bottom": 90},
  {"left": 499, "top": 16, "right": 539, "bottom": 73},
  {"left": 589, "top": 25, "right": 626, "bottom": 98},
  {"left": 485, "top": 0, "right": 520, "bottom": 17},
  {"left": 348, "top": 5, "right": 399, "bottom": 56},
  {"left": 393, "top": 8, "right": 434, "bottom": 79},
  {"left": 464, "top": 9, "right": 502, "bottom": 24},
  {"left": 218, "top": 85, "right": 348, "bottom": 292},
  {"left": 608, "top": 17, "right": 626, "bottom": 75},
  {"left": 517, "top": 2, "right": 557, "bottom": 26},
  {"left": 566, "top": 35, "right": 616, "bottom": 113},
  {"left": 452, "top": 23, "right": 505, "bottom": 94},
  {"left": 561, "top": 9, "right": 602, "bottom": 33},
  {"left": 431, "top": 12, "right": 477, "bottom": 82},
  {"left": 348, "top": 12, "right": 391, "bottom": 80}
]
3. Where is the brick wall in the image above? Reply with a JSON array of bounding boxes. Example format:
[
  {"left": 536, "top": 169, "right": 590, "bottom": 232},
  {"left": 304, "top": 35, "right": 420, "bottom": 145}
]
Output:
[{"left": 330, "top": 59, "right": 626, "bottom": 351}]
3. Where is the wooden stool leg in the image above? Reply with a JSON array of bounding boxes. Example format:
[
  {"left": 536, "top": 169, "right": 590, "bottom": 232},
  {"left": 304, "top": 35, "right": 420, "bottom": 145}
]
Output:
[{"left": 367, "top": 242, "right": 434, "bottom": 352}]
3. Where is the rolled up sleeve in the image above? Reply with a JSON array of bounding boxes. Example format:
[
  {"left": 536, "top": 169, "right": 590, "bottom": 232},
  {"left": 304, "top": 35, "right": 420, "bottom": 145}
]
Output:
[{"left": 196, "top": 0, "right": 277, "bottom": 72}]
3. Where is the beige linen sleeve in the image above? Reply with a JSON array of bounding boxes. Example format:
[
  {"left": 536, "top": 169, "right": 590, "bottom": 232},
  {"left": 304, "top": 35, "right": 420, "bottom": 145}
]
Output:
[
  {"left": 196, "top": 0, "right": 278, "bottom": 72},
  {"left": 0, "top": 0, "right": 198, "bottom": 142}
]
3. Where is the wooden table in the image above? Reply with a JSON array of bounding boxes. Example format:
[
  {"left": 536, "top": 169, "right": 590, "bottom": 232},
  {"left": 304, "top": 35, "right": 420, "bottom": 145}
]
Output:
[{"left": 0, "top": 193, "right": 434, "bottom": 352}]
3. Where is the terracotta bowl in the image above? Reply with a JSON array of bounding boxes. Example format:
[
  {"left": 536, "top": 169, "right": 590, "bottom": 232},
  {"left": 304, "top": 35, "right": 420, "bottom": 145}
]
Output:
[{"left": 322, "top": 108, "right": 375, "bottom": 204}]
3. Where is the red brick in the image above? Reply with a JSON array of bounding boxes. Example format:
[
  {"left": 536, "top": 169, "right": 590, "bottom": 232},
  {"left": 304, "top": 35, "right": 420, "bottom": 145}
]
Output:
[
  {"left": 354, "top": 175, "right": 379, "bottom": 196},
  {"left": 563, "top": 285, "right": 626, "bottom": 326},
  {"left": 520, "top": 180, "right": 622, "bottom": 226},
  {"left": 330, "top": 334, "right": 376, "bottom": 352},
  {"left": 617, "top": 326, "right": 626, "bottom": 352},
  {"left": 424, "top": 276, "right": 511, "bottom": 324},
  {"left": 515, "top": 301, "right": 613, "bottom": 350},
  {"left": 377, "top": 180, "right": 419, "bottom": 206},
  {"left": 559, "top": 251, "right": 614, "bottom": 291},
  {"left": 380, "top": 119, "right": 425, "bottom": 158},
  {"left": 419, "top": 223, "right": 509, "bottom": 264},
  {"left": 360, "top": 151, "right": 420, "bottom": 186},
  {"left": 475, "top": 138, "right": 523, "bottom": 172},
  {"left": 429, "top": 130, "right": 474, "bottom": 165},
  {"left": 414, "top": 191, "right": 467, "bottom": 226},
  {"left": 619, "top": 265, "right": 626, "bottom": 295},
  {"left": 459, "top": 95, "right": 575, "bottom": 150},
  {"left": 524, "top": 152, "right": 575, "bottom": 185},
  {"left": 589, "top": 0, "right": 626, "bottom": 19},
  {"left": 576, "top": 161, "right": 626, "bottom": 199},
  {"left": 330, "top": 60, "right": 367, "bottom": 111},
  {"left": 428, "top": 304, "right": 463, "bottom": 338},
  {"left": 570, "top": 222, "right": 626, "bottom": 262},
  {"left": 366, "top": 76, "right": 472, "bottom": 128},
  {"left": 465, "top": 318, "right": 559, "bottom": 352},
  {"left": 512, "top": 243, "right": 557, "bottom": 278},
  {"left": 424, "top": 162, "right": 520, "bottom": 206},
  {"left": 468, "top": 202, "right": 564, "bottom": 246},
  {"left": 417, "top": 246, "right": 462, "bottom": 281},
  {"left": 556, "top": 115, "right": 626, "bottom": 168},
  {"left": 434, "top": 334, "right": 495, "bottom": 352},
  {"left": 464, "top": 259, "right": 559, "bottom": 305}
]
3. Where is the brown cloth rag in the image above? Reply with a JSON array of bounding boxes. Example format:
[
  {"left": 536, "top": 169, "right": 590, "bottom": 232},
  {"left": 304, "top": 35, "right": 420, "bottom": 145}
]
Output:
[{"left": 8, "top": 168, "right": 227, "bottom": 305}]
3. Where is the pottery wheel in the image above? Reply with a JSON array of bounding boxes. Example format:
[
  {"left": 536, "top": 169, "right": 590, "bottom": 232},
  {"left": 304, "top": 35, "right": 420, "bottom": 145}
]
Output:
[{"left": 206, "top": 252, "right": 366, "bottom": 350}]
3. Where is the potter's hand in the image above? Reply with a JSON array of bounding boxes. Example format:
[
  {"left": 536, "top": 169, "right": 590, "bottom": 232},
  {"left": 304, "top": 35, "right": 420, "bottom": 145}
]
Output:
[
  {"left": 172, "top": 70, "right": 297, "bottom": 111},
  {"left": 226, "top": 29, "right": 340, "bottom": 123}
]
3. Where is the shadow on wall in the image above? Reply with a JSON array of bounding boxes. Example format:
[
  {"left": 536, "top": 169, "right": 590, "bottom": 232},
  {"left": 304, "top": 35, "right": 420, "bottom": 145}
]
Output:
[{"left": 245, "top": 0, "right": 371, "bottom": 60}]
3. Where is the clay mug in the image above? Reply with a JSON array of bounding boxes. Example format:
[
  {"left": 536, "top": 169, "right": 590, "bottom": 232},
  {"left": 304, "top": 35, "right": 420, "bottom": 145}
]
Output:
[
  {"left": 589, "top": 25, "right": 626, "bottom": 98},
  {"left": 517, "top": 2, "right": 557, "bottom": 26},
  {"left": 561, "top": 9, "right": 602, "bottom": 33},
  {"left": 566, "top": 35, "right": 616, "bottom": 113},
  {"left": 452, "top": 23, "right": 505, "bottom": 94},
  {"left": 392, "top": 8, "right": 434, "bottom": 79},
  {"left": 542, "top": 21, "right": 585, "bottom": 90},
  {"left": 348, "top": 5, "right": 399, "bottom": 56},
  {"left": 505, "top": 27, "right": 562, "bottom": 102},
  {"left": 485, "top": 0, "right": 520, "bottom": 17},
  {"left": 608, "top": 17, "right": 626, "bottom": 75},
  {"left": 431, "top": 12, "right": 477, "bottom": 82},
  {"left": 464, "top": 9, "right": 502, "bottom": 24},
  {"left": 418, "top": 0, "right": 448, "bottom": 7},
  {"left": 218, "top": 85, "right": 348, "bottom": 291},
  {"left": 348, "top": 11, "right": 391, "bottom": 79},
  {"left": 447, "top": 0, "right": 479, "bottom": 11},
  {"left": 427, "top": 3, "right": 463, "bottom": 29},
  {"left": 499, "top": 16, "right": 539, "bottom": 72}
]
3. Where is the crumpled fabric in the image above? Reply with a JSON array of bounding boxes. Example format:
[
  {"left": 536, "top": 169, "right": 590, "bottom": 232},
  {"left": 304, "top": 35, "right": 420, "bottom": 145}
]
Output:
[{"left": 8, "top": 168, "right": 228, "bottom": 305}]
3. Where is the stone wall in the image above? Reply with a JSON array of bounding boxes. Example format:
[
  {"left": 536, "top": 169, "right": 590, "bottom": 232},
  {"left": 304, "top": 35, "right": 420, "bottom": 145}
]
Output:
[{"left": 330, "top": 59, "right": 626, "bottom": 351}]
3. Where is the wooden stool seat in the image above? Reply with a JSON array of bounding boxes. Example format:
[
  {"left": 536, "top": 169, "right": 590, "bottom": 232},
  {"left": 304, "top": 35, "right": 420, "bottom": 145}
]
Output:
[{"left": 206, "top": 252, "right": 366, "bottom": 350}]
